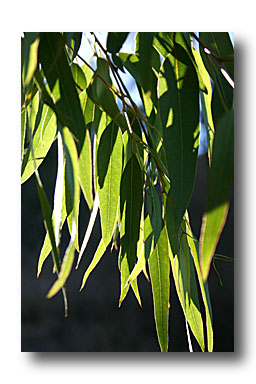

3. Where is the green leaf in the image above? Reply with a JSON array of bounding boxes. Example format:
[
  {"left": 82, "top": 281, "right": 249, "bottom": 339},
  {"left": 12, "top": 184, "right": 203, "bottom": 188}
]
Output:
[
  {"left": 192, "top": 49, "right": 215, "bottom": 164},
  {"left": 80, "top": 239, "right": 107, "bottom": 291},
  {"left": 165, "top": 200, "right": 205, "bottom": 351},
  {"left": 158, "top": 44, "right": 200, "bottom": 229},
  {"left": 76, "top": 191, "right": 99, "bottom": 269},
  {"left": 153, "top": 32, "right": 207, "bottom": 93},
  {"left": 125, "top": 213, "right": 152, "bottom": 286},
  {"left": 21, "top": 32, "right": 40, "bottom": 88},
  {"left": 199, "top": 109, "right": 234, "bottom": 282},
  {"left": 71, "top": 63, "right": 87, "bottom": 93},
  {"left": 148, "top": 226, "right": 170, "bottom": 352},
  {"left": 119, "top": 154, "right": 143, "bottom": 306},
  {"left": 21, "top": 108, "right": 26, "bottom": 162},
  {"left": 62, "top": 126, "right": 80, "bottom": 252},
  {"left": 47, "top": 126, "right": 80, "bottom": 298},
  {"left": 21, "top": 100, "right": 57, "bottom": 184},
  {"left": 87, "top": 58, "right": 128, "bottom": 130},
  {"left": 78, "top": 122, "right": 93, "bottom": 210},
  {"left": 184, "top": 211, "right": 213, "bottom": 352},
  {"left": 97, "top": 121, "right": 123, "bottom": 246},
  {"left": 66, "top": 32, "right": 83, "bottom": 62},
  {"left": 147, "top": 184, "right": 162, "bottom": 248},
  {"left": 107, "top": 32, "right": 129, "bottom": 54},
  {"left": 47, "top": 238, "right": 76, "bottom": 299},
  {"left": 199, "top": 32, "right": 234, "bottom": 82},
  {"left": 38, "top": 32, "right": 86, "bottom": 154}
]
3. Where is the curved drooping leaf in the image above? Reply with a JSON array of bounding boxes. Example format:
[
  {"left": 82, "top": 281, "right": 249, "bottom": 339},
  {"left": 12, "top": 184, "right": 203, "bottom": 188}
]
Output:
[
  {"left": 76, "top": 191, "right": 99, "bottom": 269},
  {"left": 107, "top": 32, "right": 129, "bottom": 54},
  {"left": 21, "top": 108, "right": 26, "bottom": 162},
  {"left": 192, "top": 49, "right": 215, "bottom": 164},
  {"left": 78, "top": 122, "right": 93, "bottom": 210},
  {"left": 119, "top": 154, "right": 143, "bottom": 306},
  {"left": 47, "top": 126, "right": 80, "bottom": 298},
  {"left": 164, "top": 200, "right": 205, "bottom": 351},
  {"left": 38, "top": 32, "right": 86, "bottom": 154},
  {"left": 21, "top": 99, "right": 57, "bottom": 184},
  {"left": 158, "top": 43, "right": 200, "bottom": 229},
  {"left": 97, "top": 121, "right": 123, "bottom": 246},
  {"left": 125, "top": 212, "right": 152, "bottom": 287},
  {"left": 148, "top": 226, "right": 170, "bottom": 352},
  {"left": 80, "top": 239, "right": 107, "bottom": 291},
  {"left": 87, "top": 58, "right": 128, "bottom": 130},
  {"left": 199, "top": 109, "right": 234, "bottom": 282},
  {"left": 184, "top": 211, "right": 213, "bottom": 352},
  {"left": 62, "top": 126, "right": 80, "bottom": 252}
]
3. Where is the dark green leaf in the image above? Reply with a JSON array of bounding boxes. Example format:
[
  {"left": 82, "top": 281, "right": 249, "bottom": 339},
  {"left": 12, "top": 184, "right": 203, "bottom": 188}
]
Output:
[
  {"left": 107, "top": 32, "right": 129, "bottom": 54},
  {"left": 119, "top": 154, "right": 143, "bottom": 306},
  {"left": 66, "top": 32, "right": 83, "bottom": 62},
  {"left": 199, "top": 109, "right": 234, "bottom": 281},
  {"left": 87, "top": 58, "right": 128, "bottom": 130},
  {"left": 158, "top": 44, "right": 200, "bottom": 229},
  {"left": 38, "top": 32, "right": 86, "bottom": 154}
]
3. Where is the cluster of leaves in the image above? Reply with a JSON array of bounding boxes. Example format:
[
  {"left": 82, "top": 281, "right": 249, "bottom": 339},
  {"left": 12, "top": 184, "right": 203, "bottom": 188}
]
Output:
[{"left": 21, "top": 32, "right": 234, "bottom": 352}]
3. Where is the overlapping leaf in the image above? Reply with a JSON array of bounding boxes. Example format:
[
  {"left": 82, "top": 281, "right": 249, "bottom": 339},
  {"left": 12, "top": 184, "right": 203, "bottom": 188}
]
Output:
[
  {"left": 87, "top": 58, "right": 128, "bottom": 130},
  {"left": 119, "top": 154, "right": 143, "bottom": 306},
  {"left": 21, "top": 98, "right": 57, "bottom": 184},
  {"left": 38, "top": 32, "right": 86, "bottom": 154},
  {"left": 158, "top": 43, "right": 200, "bottom": 229}
]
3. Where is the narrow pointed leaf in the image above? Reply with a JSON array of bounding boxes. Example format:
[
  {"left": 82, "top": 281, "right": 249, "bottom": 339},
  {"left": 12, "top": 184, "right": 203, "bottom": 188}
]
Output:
[
  {"left": 126, "top": 213, "right": 152, "bottom": 286},
  {"left": 47, "top": 235, "right": 76, "bottom": 298},
  {"left": 76, "top": 191, "right": 99, "bottom": 268},
  {"left": 184, "top": 211, "right": 213, "bottom": 352},
  {"left": 199, "top": 109, "right": 234, "bottom": 281},
  {"left": 165, "top": 201, "right": 205, "bottom": 351},
  {"left": 158, "top": 44, "right": 199, "bottom": 229},
  {"left": 21, "top": 100, "right": 57, "bottom": 184},
  {"left": 192, "top": 49, "right": 215, "bottom": 163},
  {"left": 80, "top": 239, "right": 107, "bottom": 291},
  {"left": 148, "top": 226, "right": 170, "bottom": 352},
  {"left": 97, "top": 121, "right": 123, "bottom": 246},
  {"left": 21, "top": 108, "right": 26, "bottom": 162},
  {"left": 38, "top": 32, "right": 86, "bottom": 154},
  {"left": 78, "top": 123, "right": 93, "bottom": 210},
  {"left": 54, "top": 131, "right": 65, "bottom": 248},
  {"left": 119, "top": 154, "right": 143, "bottom": 306},
  {"left": 62, "top": 126, "right": 80, "bottom": 252}
]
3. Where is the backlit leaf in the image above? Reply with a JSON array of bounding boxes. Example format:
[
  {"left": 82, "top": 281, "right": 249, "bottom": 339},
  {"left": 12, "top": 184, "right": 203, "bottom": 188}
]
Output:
[
  {"left": 148, "top": 226, "right": 170, "bottom": 352},
  {"left": 97, "top": 121, "right": 123, "bottom": 246},
  {"left": 119, "top": 154, "right": 143, "bottom": 306},
  {"left": 199, "top": 109, "right": 234, "bottom": 281},
  {"left": 87, "top": 58, "right": 128, "bottom": 130}
]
